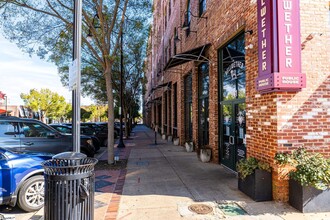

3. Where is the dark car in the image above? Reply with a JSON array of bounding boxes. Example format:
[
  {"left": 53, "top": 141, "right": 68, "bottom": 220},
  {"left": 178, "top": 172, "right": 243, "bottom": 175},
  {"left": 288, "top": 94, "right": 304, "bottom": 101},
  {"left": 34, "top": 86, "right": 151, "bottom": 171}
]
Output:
[
  {"left": 114, "top": 122, "right": 125, "bottom": 134},
  {"left": 0, "top": 147, "right": 53, "bottom": 212},
  {"left": 81, "top": 122, "right": 113, "bottom": 147},
  {"left": 95, "top": 122, "right": 118, "bottom": 142},
  {"left": 0, "top": 116, "right": 95, "bottom": 157},
  {"left": 49, "top": 124, "right": 101, "bottom": 152}
]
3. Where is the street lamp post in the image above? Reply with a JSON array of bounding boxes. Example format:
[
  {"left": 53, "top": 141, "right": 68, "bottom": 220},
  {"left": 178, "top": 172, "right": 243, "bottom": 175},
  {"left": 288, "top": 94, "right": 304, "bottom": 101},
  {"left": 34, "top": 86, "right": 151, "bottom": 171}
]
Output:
[
  {"left": 72, "top": 0, "right": 82, "bottom": 152},
  {"left": 117, "top": 31, "right": 125, "bottom": 148}
]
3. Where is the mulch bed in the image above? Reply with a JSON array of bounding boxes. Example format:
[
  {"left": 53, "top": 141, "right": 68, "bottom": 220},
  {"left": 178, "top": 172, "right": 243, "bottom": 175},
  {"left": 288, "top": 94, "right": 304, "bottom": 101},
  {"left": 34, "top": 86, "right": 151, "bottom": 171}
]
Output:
[{"left": 94, "top": 159, "right": 127, "bottom": 170}]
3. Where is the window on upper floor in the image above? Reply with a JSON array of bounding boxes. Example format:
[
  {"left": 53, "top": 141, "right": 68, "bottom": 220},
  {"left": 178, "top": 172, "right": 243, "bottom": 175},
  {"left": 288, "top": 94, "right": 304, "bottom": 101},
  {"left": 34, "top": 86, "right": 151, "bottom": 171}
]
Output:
[
  {"left": 187, "top": 0, "right": 191, "bottom": 25},
  {"left": 165, "top": 13, "right": 167, "bottom": 29},
  {"left": 169, "top": 39, "right": 172, "bottom": 58},
  {"left": 199, "top": 0, "right": 206, "bottom": 16},
  {"left": 183, "top": 0, "right": 192, "bottom": 36}
]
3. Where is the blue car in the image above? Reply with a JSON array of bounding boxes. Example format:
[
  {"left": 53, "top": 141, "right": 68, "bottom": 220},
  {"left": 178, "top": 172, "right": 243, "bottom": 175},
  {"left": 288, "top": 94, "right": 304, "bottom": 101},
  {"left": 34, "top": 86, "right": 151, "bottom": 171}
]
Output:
[{"left": 0, "top": 147, "right": 52, "bottom": 212}]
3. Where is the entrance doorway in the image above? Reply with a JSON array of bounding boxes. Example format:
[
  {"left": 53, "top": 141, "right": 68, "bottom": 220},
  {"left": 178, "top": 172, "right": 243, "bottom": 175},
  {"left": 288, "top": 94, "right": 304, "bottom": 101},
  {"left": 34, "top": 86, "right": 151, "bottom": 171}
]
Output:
[
  {"left": 221, "top": 101, "right": 246, "bottom": 170},
  {"left": 184, "top": 73, "right": 193, "bottom": 142},
  {"left": 218, "top": 32, "right": 246, "bottom": 171}
]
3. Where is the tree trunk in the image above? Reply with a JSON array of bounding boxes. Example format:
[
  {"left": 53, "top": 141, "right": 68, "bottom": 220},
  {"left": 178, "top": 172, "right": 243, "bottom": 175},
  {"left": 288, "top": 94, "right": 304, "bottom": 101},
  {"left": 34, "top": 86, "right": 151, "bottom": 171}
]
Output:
[{"left": 105, "top": 68, "right": 115, "bottom": 164}]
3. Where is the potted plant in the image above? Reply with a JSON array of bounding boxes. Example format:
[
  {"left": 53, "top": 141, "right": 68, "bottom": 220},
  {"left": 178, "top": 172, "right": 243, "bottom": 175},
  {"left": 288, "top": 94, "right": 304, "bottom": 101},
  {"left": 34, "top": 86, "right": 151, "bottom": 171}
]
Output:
[
  {"left": 275, "top": 148, "right": 330, "bottom": 213},
  {"left": 236, "top": 157, "right": 272, "bottom": 202},
  {"left": 185, "top": 141, "right": 194, "bottom": 152},
  {"left": 199, "top": 146, "right": 211, "bottom": 163},
  {"left": 173, "top": 137, "right": 179, "bottom": 145}
]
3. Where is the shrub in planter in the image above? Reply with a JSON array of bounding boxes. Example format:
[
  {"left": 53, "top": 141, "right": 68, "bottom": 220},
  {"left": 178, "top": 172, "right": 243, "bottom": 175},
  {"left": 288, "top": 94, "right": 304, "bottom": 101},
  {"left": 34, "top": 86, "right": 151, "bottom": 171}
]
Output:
[
  {"left": 173, "top": 138, "right": 179, "bottom": 146},
  {"left": 185, "top": 142, "right": 193, "bottom": 152},
  {"left": 275, "top": 148, "right": 330, "bottom": 213},
  {"left": 200, "top": 148, "right": 211, "bottom": 162},
  {"left": 236, "top": 157, "right": 272, "bottom": 202}
]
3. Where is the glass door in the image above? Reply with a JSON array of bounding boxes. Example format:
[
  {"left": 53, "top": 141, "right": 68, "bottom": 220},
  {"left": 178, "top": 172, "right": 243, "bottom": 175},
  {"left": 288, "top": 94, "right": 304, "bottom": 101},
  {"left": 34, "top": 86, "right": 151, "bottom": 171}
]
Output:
[
  {"left": 218, "top": 32, "right": 246, "bottom": 171},
  {"left": 221, "top": 101, "right": 246, "bottom": 170}
]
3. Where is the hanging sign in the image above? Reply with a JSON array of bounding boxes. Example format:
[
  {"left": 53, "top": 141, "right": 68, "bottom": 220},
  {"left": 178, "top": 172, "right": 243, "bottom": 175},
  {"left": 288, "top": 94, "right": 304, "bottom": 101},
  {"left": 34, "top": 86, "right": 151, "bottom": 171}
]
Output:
[
  {"left": 69, "top": 59, "right": 78, "bottom": 91},
  {"left": 256, "top": 0, "right": 306, "bottom": 93}
]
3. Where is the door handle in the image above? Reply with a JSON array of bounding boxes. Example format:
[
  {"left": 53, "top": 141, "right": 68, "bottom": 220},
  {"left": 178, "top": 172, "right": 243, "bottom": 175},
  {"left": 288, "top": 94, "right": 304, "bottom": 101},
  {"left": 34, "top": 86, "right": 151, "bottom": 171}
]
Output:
[
  {"left": 229, "top": 136, "right": 235, "bottom": 145},
  {"left": 23, "top": 142, "right": 34, "bottom": 146}
]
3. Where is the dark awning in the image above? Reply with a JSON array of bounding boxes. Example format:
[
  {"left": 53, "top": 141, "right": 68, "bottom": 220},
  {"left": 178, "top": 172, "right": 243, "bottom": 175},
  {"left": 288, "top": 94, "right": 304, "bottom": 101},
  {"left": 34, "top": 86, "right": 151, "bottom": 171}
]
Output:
[
  {"left": 151, "top": 81, "right": 171, "bottom": 92},
  {"left": 164, "top": 43, "right": 211, "bottom": 71}
]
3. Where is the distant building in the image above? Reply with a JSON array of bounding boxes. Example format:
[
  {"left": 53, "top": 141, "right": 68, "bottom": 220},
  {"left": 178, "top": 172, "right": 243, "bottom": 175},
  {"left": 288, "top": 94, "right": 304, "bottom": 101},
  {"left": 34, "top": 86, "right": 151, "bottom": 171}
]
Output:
[{"left": 144, "top": 0, "right": 330, "bottom": 202}]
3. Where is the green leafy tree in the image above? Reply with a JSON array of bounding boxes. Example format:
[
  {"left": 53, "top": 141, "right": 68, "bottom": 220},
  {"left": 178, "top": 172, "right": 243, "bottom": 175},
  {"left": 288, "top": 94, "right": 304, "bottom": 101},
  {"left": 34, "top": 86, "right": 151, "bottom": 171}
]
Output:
[
  {"left": 112, "top": 35, "right": 145, "bottom": 136},
  {"left": 20, "top": 88, "right": 69, "bottom": 122},
  {"left": 0, "top": 1, "right": 151, "bottom": 164},
  {"left": 82, "top": 104, "right": 107, "bottom": 122}
]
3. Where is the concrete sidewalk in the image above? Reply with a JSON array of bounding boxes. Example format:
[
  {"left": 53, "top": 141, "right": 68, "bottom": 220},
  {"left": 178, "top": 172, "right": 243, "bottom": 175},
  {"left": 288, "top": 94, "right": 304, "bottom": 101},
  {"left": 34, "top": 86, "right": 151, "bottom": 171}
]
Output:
[
  {"left": 2, "top": 125, "right": 329, "bottom": 220},
  {"left": 114, "top": 125, "right": 330, "bottom": 220}
]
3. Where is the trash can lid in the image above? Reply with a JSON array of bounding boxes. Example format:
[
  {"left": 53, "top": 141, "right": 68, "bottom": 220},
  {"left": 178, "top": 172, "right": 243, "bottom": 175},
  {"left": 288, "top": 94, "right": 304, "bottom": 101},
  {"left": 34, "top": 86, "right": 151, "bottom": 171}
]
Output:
[{"left": 52, "top": 151, "right": 87, "bottom": 160}]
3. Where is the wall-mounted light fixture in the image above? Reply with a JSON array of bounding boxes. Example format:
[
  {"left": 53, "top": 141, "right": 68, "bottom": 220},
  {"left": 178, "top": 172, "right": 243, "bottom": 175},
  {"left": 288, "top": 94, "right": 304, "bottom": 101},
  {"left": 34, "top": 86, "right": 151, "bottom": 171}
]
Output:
[
  {"left": 182, "top": 10, "right": 207, "bottom": 31},
  {"left": 244, "top": 43, "right": 254, "bottom": 50},
  {"left": 244, "top": 30, "right": 253, "bottom": 35},
  {"left": 174, "top": 35, "right": 180, "bottom": 42},
  {"left": 87, "top": 14, "right": 100, "bottom": 42}
]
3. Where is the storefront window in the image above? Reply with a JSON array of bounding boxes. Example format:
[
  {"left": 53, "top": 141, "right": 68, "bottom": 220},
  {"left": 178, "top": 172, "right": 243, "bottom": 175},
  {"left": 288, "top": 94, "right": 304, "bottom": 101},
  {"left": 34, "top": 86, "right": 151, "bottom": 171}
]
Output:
[
  {"left": 221, "top": 34, "right": 246, "bottom": 101},
  {"left": 173, "top": 83, "right": 178, "bottom": 138},
  {"left": 198, "top": 62, "right": 209, "bottom": 147},
  {"left": 184, "top": 73, "right": 193, "bottom": 141}
]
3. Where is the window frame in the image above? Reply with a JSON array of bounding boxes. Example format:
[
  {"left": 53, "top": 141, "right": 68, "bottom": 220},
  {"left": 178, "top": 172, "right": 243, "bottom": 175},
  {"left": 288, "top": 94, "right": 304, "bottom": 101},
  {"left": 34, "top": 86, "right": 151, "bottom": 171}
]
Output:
[{"left": 199, "top": 0, "right": 207, "bottom": 17}]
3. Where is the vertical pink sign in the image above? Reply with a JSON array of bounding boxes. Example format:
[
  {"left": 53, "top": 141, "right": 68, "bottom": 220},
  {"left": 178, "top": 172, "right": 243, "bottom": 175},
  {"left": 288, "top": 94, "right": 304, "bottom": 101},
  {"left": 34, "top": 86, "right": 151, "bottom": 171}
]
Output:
[
  {"left": 277, "top": 0, "right": 301, "bottom": 73},
  {"left": 257, "top": 0, "right": 273, "bottom": 76},
  {"left": 256, "top": 0, "right": 306, "bottom": 93}
]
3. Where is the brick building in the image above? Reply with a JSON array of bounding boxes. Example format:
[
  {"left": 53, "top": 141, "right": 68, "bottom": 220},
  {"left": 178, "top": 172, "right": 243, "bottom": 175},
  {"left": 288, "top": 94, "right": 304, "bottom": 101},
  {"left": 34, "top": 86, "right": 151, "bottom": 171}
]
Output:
[{"left": 143, "top": 0, "right": 330, "bottom": 201}]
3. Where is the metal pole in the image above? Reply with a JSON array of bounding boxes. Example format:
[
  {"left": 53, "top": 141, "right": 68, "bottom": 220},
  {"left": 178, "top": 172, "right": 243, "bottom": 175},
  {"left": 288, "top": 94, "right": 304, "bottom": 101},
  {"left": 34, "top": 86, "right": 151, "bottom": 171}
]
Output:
[
  {"left": 117, "top": 31, "right": 125, "bottom": 148},
  {"left": 72, "top": 0, "right": 82, "bottom": 152}
]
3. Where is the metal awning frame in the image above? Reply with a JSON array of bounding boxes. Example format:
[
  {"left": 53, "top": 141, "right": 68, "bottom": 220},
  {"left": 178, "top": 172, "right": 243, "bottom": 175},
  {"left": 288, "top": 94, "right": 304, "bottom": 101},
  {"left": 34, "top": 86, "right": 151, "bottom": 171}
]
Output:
[{"left": 164, "top": 43, "right": 211, "bottom": 71}]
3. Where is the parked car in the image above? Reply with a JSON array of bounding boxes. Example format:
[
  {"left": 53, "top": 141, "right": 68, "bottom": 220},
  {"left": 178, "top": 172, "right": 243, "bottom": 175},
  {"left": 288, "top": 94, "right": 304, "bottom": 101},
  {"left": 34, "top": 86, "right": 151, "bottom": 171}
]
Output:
[
  {"left": 49, "top": 124, "right": 101, "bottom": 152},
  {"left": 114, "top": 122, "right": 125, "bottom": 134},
  {"left": 0, "top": 116, "right": 95, "bottom": 157},
  {"left": 96, "top": 122, "right": 118, "bottom": 140},
  {"left": 81, "top": 122, "right": 113, "bottom": 146},
  {"left": 0, "top": 147, "right": 53, "bottom": 212}
]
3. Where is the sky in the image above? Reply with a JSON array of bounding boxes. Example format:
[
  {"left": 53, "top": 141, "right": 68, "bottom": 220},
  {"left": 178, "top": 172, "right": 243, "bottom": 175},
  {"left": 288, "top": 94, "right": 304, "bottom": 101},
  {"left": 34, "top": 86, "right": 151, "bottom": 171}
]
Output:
[{"left": 0, "top": 34, "right": 93, "bottom": 106}]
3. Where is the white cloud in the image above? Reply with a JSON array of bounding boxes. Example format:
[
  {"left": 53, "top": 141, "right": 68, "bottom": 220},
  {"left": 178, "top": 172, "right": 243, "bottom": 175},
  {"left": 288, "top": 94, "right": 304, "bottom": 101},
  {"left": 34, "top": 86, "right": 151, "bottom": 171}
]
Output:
[{"left": 0, "top": 35, "right": 93, "bottom": 106}]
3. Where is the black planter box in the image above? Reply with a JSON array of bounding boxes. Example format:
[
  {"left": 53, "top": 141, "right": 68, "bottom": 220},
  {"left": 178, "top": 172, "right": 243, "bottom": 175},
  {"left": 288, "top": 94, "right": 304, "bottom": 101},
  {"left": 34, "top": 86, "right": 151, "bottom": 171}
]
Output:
[
  {"left": 289, "top": 179, "right": 330, "bottom": 213},
  {"left": 238, "top": 169, "right": 272, "bottom": 202}
]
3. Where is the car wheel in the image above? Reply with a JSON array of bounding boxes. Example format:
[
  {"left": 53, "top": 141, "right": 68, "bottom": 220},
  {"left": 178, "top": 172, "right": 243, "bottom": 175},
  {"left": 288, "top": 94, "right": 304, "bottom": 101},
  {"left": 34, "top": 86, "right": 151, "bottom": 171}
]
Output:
[{"left": 18, "top": 175, "right": 45, "bottom": 212}]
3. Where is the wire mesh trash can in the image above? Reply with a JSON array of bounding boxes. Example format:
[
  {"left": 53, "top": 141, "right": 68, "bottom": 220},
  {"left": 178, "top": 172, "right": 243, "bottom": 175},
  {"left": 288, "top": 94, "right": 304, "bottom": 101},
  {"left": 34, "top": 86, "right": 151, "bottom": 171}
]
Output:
[{"left": 42, "top": 152, "right": 98, "bottom": 220}]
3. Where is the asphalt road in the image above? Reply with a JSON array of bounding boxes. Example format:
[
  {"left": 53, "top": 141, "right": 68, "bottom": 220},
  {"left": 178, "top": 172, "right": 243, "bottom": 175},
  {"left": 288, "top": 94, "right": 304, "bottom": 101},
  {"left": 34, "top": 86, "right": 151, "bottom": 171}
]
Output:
[{"left": 0, "top": 147, "right": 106, "bottom": 220}]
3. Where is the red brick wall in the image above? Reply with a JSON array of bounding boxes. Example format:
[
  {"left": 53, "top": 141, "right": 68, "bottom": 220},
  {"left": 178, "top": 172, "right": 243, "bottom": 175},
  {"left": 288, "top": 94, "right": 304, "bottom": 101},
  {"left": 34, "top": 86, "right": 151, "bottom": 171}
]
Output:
[{"left": 145, "top": 0, "right": 330, "bottom": 202}]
